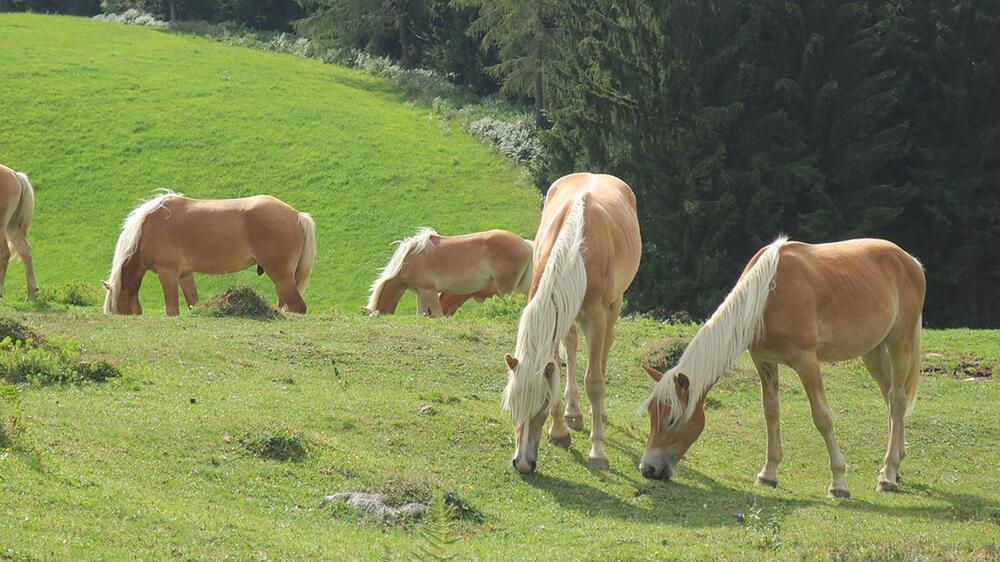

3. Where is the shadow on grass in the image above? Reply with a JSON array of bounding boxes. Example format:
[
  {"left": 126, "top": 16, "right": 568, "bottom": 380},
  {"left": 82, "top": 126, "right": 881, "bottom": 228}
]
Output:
[{"left": 526, "top": 422, "right": 998, "bottom": 528}]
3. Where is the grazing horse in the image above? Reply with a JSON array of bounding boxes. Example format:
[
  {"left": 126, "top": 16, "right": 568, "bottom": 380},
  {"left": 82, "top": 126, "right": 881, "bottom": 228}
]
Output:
[
  {"left": 103, "top": 191, "right": 316, "bottom": 316},
  {"left": 0, "top": 164, "right": 36, "bottom": 300},
  {"left": 503, "top": 172, "right": 641, "bottom": 474},
  {"left": 366, "top": 228, "right": 533, "bottom": 317},
  {"left": 639, "top": 238, "right": 925, "bottom": 498}
]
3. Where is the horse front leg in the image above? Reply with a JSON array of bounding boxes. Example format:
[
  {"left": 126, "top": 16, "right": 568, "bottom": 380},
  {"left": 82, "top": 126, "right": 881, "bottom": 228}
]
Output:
[
  {"left": 416, "top": 289, "right": 443, "bottom": 317},
  {"left": 563, "top": 324, "right": 583, "bottom": 431},
  {"left": 547, "top": 343, "right": 572, "bottom": 450},
  {"left": 0, "top": 237, "right": 9, "bottom": 298},
  {"left": 179, "top": 274, "right": 198, "bottom": 308},
  {"left": 156, "top": 270, "right": 181, "bottom": 317},
  {"left": 793, "top": 356, "right": 850, "bottom": 498},
  {"left": 752, "top": 357, "right": 783, "bottom": 488},
  {"left": 582, "top": 311, "right": 610, "bottom": 470}
]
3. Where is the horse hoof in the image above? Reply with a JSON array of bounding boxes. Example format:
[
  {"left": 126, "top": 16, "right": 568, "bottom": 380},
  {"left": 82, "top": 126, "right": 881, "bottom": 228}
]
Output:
[
  {"left": 755, "top": 476, "right": 778, "bottom": 488},
  {"left": 828, "top": 488, "right": 851, "bottom": 499},
  {"left": 549, "top": 433, "right": 571, "bottom": 449},
  {"left": 876, "top": 480, "right": 898, "bottom": 493},
  {"left": 588, "top": 457, "right": 610, "bottom": 470},
  {"left": 564, "top": 414, "right": 584, "bottom": 431}
]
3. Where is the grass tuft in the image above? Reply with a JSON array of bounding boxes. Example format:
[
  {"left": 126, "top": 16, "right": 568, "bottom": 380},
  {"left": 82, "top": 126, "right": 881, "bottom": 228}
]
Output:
[
  {"left": 239, "top": 427, "right": 309, "bottom": 461},
  {"left": 640, "top": 336, "right": 689, "bottom": 372},
  {"left": 35, "top": 281, "right": 103, "bottom": 307}
]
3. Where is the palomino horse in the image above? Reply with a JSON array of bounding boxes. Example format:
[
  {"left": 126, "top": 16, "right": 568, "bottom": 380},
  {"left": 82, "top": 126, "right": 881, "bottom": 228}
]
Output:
[
  {"left": 366, "top": 228, "right": 533, "bottom": 317},
  {"left": 639, "top": 238, "right": 925, "bottom": 497},
  {"left": 103, "top": 191, "right": 316, "bottom": 316},
  {"left": 503, "top": 172, "right": 641, "bottom": 473},
  {"left": 0, "top": 164, "right": 36, "bottom": 300}
]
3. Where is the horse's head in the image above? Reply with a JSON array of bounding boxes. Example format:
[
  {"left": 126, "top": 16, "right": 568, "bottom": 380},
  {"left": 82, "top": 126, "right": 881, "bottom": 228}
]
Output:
[
  {"left": 102, "top": 281, "right": 141, "bottom": 315},
  {"left": 502, "top": 353, "right": 558, "bottom": 474},
  {"left": 638, "top": 366, "right": 705, "bottom": 481}
]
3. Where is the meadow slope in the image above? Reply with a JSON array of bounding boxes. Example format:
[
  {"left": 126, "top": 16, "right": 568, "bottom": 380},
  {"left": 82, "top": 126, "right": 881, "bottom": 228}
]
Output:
[
  {"left": 0, "top": 309, "right": 997, "bottom": 560},
  {"left": 0, "top": 14, "right": 540, "bottom": 313}
]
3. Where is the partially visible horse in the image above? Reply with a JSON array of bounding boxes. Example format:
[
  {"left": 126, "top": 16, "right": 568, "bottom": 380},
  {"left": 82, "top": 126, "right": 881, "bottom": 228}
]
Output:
[
  {"left": 639, "top": 238, "right": 925, "bottom": 498},
  {"left": 103, "top": 191, "right": 316, "bottom": 316},
  {"left": 502, "top": 172, "right": 641, "bottom": 474},
  {"left": 0, "top": 164, "right": 37, "bottom": 300},
  {"left": 366, "top": 228, "right": 533, "bottom": 317}
]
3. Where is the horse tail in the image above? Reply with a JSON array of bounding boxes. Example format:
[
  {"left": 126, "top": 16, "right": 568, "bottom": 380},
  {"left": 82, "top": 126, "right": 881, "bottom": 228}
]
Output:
[
  {"left": 294, "top": 212, "right": 317, "bottom": 294},
  {"left": 904, "top": 314, "right": 922, "bottom": 417},
  {"left": 104, "top": 190, "right": 179, "bottom": 314},
  {"left": 366, "top": 227, "right": 436, "bottom": 314},
  {"left": 7, "top": 172, "right": 35, "bottom": 258}
]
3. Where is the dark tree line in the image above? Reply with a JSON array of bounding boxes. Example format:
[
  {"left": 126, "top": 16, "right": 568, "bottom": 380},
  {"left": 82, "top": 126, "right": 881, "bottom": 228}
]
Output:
[{"left": 2, "top": 0, "right": 997, "bottom": 326}]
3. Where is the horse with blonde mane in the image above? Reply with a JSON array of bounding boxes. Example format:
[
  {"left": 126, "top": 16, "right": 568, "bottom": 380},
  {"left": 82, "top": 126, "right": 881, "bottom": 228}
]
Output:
[
  {"left": 639, "top": 238, "right": 925, "bottom": 497},
  {"left": 503, "top": 172, "right": 641, "bottom": 474},
  {"left": 366, "top": 229, "right": 533, "bottom": 317},
  {"left": 0, "top": 164, "right": 37, "bottom": 300},
  {"left": 103, "top": 191, "right": 316, "bottom": 316}
]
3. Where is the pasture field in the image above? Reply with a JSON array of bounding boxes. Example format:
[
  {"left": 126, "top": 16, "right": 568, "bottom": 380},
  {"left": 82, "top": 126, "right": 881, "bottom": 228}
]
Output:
[
  {"left": 0, "top": 13, "right": 540, "bottom": 314},
  {"left": 0, "top": 307, "right": 998, "bottom": 560}
]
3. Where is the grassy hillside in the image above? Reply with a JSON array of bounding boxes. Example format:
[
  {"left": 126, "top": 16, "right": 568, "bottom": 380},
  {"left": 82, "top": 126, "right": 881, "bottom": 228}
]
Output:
[
  {"left": 0, "top": 14, "right": 540, "bottom": 313},
  {"left": 0, "top": 309, "right": 997, "bottom": 560}
]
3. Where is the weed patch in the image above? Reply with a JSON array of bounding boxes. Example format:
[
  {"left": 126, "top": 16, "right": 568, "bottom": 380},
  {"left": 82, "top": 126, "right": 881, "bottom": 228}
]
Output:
[
  {"left": 35, "top": 281, "right": 102, "bottom": 307},
  {"left": 239, "top": 427, "right": 309, "bottom": 461},
  {"left": 0, "top": 319, "right": 121, "bottom": 386}
]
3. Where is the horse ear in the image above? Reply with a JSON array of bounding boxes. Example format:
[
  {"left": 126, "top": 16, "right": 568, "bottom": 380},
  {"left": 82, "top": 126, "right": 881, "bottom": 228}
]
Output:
[
  {"left": 675, "top": 372, "right": 690, "bottom": 392},
  {"left": 504, "top": 354, "right": 519, "bottom": 371},
  {"left": 642, "top": 365, "right": 664, "bottom": 383}
]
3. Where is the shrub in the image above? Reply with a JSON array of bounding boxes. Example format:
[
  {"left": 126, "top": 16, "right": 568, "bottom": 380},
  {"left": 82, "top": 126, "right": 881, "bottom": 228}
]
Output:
[
  {"left": 0, "top": 337, "right": 122, "bottom": 386},
  {"left": 195, "top": 283, "right": 279, "bottom": 319},
  {"left": 35, "top": 281, "right": 102, "bottom": 307},
  {"left": 468, "top": 116, "right": 546, "bottom": 173}
]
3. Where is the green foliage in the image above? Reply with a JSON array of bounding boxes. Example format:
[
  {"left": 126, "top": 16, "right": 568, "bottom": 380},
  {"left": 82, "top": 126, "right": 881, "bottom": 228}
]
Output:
[
  {"left": 740, "top": 495, "right": 783, "bottom": 551},
  {"left": 0, "top": 334, "right": 121, "bottom": 386},
  {"left": 0, "top": 382, "right": 22, "bottom": 449},
  {"left": 35, "top": 281, "right": 103, "bottom": 307},
  {"left": 406, "top": 492, "right": 459, "bottom": 561},
  {"left": 238, "top": 427, "right": 310, "bottom": 461}
]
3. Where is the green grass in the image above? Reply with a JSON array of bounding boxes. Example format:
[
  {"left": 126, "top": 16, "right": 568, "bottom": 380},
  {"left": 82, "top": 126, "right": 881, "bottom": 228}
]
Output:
[
  {"left": 0, "top": 14, "right": 540, "bottom": 314},
  {"left": 0, "top": 308, "right": 997, "bottom": 560}
]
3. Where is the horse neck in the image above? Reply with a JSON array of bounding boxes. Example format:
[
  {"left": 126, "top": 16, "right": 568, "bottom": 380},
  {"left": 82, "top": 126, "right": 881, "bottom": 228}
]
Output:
[{"left": 374, "top": 276, "right": 407, "bottom": 314}]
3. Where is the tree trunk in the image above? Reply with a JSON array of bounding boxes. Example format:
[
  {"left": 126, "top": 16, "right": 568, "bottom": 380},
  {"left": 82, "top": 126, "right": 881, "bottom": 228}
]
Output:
[
  {"left": 397, "top": 11, "right": 412, "bottom": 69},
  {"left": 534, "top": 71, "right": 546, "bottom": 128},
  {"left": 168, "top": 0, "right": 177, "bottom": 21}
]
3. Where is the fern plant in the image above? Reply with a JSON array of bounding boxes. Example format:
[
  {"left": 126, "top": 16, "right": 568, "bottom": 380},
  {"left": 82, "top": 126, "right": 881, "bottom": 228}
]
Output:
[{"left": 407, "top": 493, "right": 460, "bottom": 562}]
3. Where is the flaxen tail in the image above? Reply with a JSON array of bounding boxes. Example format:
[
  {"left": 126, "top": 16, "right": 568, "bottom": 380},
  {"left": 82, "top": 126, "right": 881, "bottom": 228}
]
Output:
[
  {"left": 295, "top": 213, "right": 317, "bottom": 294},
  {"left": 7, "top": 172, "right": 35, "bottom": 258}
]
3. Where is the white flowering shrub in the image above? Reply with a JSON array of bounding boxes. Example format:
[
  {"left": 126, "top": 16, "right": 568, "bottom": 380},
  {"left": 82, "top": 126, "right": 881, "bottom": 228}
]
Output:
[{"left": 468, "top": 116, "right": 546, "bottom": 172}]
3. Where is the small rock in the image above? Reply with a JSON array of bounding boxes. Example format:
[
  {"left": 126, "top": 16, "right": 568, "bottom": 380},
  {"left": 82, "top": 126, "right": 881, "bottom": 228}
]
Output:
[
  {"left": 923, "top": 352, "right": 943, "bottom": 358},
  {"left": 419, "top": 405, "right": 436, "bottom": 415},
  {"left": 324, "top": 492, "right": 426, "bottom": 522},
  {"left": 189, "top": 398, "right": 197, "bottom": 404}
]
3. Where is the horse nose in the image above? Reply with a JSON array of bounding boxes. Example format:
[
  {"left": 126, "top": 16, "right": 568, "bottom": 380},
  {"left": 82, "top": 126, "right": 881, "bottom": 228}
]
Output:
[{"left": 641, "top": 464, "right": 657, "bottom": 479}]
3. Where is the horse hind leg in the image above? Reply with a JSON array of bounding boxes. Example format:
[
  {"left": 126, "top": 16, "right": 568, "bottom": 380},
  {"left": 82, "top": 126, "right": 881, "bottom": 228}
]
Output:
[
  {"left": 562, "top": 325, "right": 583, "bottom": 431},
  {"left": 272, "top": 274, "right": 306, "bottom": 314},
  {"left": 876, "top": 329, "right": 918, "bottom": 492}
]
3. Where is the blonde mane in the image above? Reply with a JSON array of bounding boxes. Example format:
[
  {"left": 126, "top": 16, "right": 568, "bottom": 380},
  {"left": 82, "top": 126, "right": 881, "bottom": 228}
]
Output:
[
  {"left": 366, "top": 227, "right": 437, "bottom": 312},
  {"left": 644, "top": 236, "right": 789, "bottom": 426},
  {"left": 104, "top": 190, "right": 180, "bottom": 314},
  {"left": 503, "top": 195, "right": 588, "bottom": 426}
]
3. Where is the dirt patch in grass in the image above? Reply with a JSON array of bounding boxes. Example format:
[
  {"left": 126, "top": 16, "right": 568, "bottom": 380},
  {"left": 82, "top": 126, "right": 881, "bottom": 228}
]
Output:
[
  {"left": 196, "top": 284, "right": 279, "bottom": 320},
  {"left": 922, "top": 353, "right": 993, "bottom": 380},
  {"left": 239, "top": 427, "right": 310, "bottom": 461},
  {"left": 363, "top": 475, "right": 484, "bottom": 523}
]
